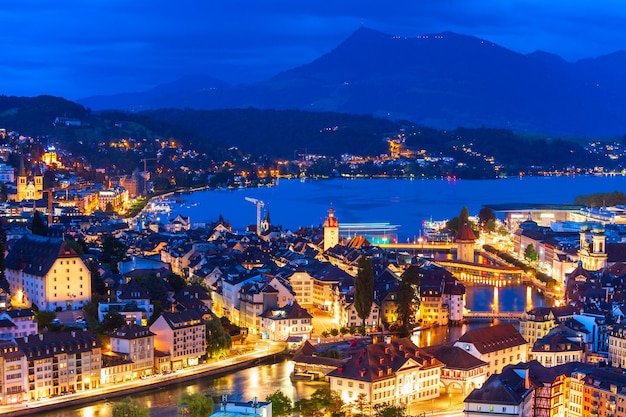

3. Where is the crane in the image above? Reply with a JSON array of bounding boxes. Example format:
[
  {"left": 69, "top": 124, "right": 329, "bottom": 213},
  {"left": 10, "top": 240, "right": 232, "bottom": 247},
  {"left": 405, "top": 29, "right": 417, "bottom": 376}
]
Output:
[
  {"left": 140, "top": 158, "right": 158, "bottom": 195},
  {"left": 245, "top": 197, "right": 265, "bottom": 236}
]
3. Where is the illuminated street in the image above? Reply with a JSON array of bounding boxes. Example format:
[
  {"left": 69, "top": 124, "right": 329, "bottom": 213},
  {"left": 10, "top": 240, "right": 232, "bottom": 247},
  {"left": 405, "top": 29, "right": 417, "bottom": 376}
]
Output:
[{"left": 0, "top": 340, "right": 285, "bottom": 417}]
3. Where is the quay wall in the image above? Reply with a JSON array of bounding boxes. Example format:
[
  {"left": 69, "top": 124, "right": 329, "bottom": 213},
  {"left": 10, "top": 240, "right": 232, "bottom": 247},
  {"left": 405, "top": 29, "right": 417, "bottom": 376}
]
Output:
[{"left": 5, "top": 350, "right": 286, "bottom": 417}]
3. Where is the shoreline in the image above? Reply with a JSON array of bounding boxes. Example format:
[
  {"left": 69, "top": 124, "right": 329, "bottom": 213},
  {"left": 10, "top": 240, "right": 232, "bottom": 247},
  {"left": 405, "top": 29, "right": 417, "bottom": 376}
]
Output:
[{"left": 4, "top": 344, "right": 286, "bottom": 417}]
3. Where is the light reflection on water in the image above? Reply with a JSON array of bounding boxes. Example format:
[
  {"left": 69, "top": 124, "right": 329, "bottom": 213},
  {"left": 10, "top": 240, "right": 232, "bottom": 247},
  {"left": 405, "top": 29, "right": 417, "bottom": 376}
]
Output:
[
  {"left": 34, "top": 285, "right": 550, "bottom": 416},
  {"left": 32, "top": 360, "right": 322, "bottom": 417}
]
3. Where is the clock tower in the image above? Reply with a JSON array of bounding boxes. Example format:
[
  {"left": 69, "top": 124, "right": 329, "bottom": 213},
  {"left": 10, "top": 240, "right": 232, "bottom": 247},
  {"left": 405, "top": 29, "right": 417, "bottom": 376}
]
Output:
[{"left": 323, "top": 207, "right": 339, "bottom": 251}]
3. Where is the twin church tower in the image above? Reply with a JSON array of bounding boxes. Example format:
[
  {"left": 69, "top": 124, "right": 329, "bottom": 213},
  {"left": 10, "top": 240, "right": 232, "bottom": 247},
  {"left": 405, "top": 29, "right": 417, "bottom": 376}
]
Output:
[{"left": 16, "top": 156, "right": 43, "bottom": 202}]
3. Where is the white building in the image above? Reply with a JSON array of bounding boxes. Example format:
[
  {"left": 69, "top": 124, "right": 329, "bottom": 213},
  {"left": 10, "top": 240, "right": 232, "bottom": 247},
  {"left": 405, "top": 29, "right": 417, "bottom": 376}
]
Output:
[{"left": 5, "top": 234, "right": 91, "bottom": 311}]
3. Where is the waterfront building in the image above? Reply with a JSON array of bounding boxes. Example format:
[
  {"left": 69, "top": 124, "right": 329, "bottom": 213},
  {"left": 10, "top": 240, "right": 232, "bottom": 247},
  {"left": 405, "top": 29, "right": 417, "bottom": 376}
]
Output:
[
  {"left": 259, "top": 300, "right": 312, "bottom": 342},
  {"left": 109, "top": 324, "right": 155, "bottom": 378},
  {"left": 456, "top": 223, "right": 476, "bottom": 263},
  {"left": 327, "top": 337, "right": 444, "bottom": 409},
  {"left": 16, "top": 330, "right": 102, "bottom": 399},
  {"left": 5, "top": 234, "right": 91, "bottom": 311},
  {"left": 455, "top": 323, "right": 527, "bottom": 377},
  {"left": 149, "top": 310, "right": 206, "bottom": 370},
  {"left": 291, "top": 339, "right": 370, "bottom": 380},
  {"left": 0, "top": 340, "right": 27, "bottom": 405},
  {"left": 444, "top": 280, "right": 466, "bottom": 323},
  {"left": 100, "top": 354, "right": 133, "bottom": 385},
  {"left": 323, "top": 207, "right": 339, "bottom": 251}
]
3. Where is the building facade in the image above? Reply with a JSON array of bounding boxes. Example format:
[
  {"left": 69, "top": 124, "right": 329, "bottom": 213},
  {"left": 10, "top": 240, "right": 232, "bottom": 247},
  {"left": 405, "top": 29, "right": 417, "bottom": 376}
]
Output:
[{"left": 5, "top": 234, "right": 91, "bottom": 311}]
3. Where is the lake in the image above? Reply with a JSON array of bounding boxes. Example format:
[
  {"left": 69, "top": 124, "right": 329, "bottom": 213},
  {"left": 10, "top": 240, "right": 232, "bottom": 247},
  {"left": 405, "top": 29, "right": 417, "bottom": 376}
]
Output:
[{"left": 174, "top": 175, "right": 626, "bottom": 240}]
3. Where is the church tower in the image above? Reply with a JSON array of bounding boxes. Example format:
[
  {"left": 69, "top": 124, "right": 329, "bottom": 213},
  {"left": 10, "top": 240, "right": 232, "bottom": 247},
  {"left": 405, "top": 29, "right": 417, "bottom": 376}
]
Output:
[
  {"left": 33, "top": 163, "right": 43, "bottom": 197},
  {"left": 16, "top": 156, "right": 27, "bottom": 202},
  {"left": 456, "top": 222, "right": 477, "bottom": 263},
  {"left": 323, "top": 207, "right": 339, "bottom": 251},
  {"left": 579, "top": 224, "right": 607, "bottom": 271},
  {"left": 15, "top": 156, "right": 44, "bottom": 202}
]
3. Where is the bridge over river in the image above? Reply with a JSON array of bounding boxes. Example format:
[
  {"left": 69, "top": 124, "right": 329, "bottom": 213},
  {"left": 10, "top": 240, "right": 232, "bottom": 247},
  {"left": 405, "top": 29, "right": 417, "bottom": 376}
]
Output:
[{"left": 464, "top": 311, "right": 523, "bottom": 321}]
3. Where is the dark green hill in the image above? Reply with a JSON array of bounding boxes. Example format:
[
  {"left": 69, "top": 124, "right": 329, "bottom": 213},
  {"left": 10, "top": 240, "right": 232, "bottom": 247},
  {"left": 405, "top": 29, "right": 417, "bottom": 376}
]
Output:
[{"left": 141, "top": 108, "right": 400, "bottom": 159}]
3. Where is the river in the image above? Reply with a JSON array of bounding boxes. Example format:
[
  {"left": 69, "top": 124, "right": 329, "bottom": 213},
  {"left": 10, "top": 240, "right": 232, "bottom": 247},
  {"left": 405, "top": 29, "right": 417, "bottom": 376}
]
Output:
[{"left": 34, "top": 284, "right": 545, "bottom": 417}]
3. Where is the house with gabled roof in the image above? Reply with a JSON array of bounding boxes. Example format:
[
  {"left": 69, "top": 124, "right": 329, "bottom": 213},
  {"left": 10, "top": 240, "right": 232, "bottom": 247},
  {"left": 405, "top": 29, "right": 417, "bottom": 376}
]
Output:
[
  {"left": 5, "top": 234, "right": 91, "bottom": 311},
  {"left": 454, "top": 323, "right": 528, "bottom": 377},
  {"left": 16, "top": 330, "right": 102, "bottom": 399},
  {"left": 98, "top": 279, "right": 154, "bottom": 325},
  {"left": 424, "top": 345, "right": 488, "bottom": 395},
  {"left": 327, "top": 337, "right": 443, "bottom": 409},
  {"left": 149, "top": 310, "right": 206, "bottom": 370},
  {"left": 0, "top": 340, "right": 27, "bottom": 404},
  {"left": 259, "top": 301, "right": 312, "bottom": 343},
  {"left": 109, "top": 324, "right": 155, "bottom": 378}
]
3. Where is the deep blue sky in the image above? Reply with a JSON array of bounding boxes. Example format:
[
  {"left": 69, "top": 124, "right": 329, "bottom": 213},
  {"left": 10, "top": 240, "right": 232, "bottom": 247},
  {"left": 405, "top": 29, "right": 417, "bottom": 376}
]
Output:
[{"left": 2, "top": 1, "right": 626, "bottom": 100}]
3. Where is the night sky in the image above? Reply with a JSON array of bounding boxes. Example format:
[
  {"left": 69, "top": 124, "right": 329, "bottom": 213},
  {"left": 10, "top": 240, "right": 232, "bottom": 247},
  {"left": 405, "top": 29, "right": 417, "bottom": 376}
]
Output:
[{"left": 2, "top": 1, "right": 626, "bottom": 99}]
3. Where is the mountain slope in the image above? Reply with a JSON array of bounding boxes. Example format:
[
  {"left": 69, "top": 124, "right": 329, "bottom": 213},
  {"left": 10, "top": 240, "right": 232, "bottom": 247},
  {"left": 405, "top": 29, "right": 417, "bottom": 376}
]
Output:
[{"left": 78, "top": 27, "right": 626, "bottom": 136}]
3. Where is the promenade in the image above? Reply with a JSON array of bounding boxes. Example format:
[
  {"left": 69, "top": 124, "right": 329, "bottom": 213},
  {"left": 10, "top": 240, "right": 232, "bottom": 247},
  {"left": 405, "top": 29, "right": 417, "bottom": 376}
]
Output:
[{"left": 1, "top": 340, "right": 286, "bottom": 417}]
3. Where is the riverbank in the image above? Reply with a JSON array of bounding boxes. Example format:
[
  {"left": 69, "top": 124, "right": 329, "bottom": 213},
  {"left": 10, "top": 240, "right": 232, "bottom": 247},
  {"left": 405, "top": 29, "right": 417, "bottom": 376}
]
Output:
[{"left": 3, "top": 342, "right": 286, "bottom": 417}]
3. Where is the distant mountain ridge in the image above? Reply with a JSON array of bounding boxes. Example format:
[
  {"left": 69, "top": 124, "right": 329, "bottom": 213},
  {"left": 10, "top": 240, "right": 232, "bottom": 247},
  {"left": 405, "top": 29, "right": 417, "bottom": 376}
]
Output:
[{"left": 78, "top": 27, "right": 626, "bottom": 137}]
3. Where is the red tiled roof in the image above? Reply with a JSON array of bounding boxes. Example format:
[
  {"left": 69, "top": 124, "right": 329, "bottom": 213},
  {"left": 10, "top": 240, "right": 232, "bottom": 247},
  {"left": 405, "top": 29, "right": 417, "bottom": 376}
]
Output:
[
  {"left": 456, "top": 223, "right": 476, "bottom": 241},
  {"left": 457, "top": 323, "right": 526, "bottom": 354}
]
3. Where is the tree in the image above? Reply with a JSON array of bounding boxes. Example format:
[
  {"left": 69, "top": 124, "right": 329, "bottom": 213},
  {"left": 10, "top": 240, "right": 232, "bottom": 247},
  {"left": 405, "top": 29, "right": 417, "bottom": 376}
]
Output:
[
  {"left": 166, "top": 273, "right": 187, "bottom": 293},
  {"left": 112, "top": 397, "right": 149, "bottom": 417},
  {"left": 102, "top": 311, "right": 126, "bottom": 332},
  {"left": 178, "top": 392, "right": 214, "bottom": 417},
  {"left": 352, "top": 393, "right": 370, "bottom": 417},
  {"left": 524, "top": 244, "right": 538, "bottom": 262},
  {"left": 374, "top": 404, "right": 407, "bottom": 417},
  {"left": 36, "top": 310, "right": 56, "bottom": 332},
  {"left": 447, "top": 206, "right": 478, "bottom": 237},
  {"left": 478, "top": 207, "right": 496, "bottom": 226},
  {"left": 206, "top": 314, "right": 232, "bottom": 358},
  {"left": 354, "top": 257, "right": 374, "bottom": 328},
  {"left": 396, "top": 266, "right": 420, "bottom": 336},
  {"left": 266, "top": 390, "right": 292, "bottom": 417},
  {"left": 30, "top": 210, "right": 47, "bottom": 236},
  {"left": 100, "top": 234, "right": 127, "bottom": 273}
]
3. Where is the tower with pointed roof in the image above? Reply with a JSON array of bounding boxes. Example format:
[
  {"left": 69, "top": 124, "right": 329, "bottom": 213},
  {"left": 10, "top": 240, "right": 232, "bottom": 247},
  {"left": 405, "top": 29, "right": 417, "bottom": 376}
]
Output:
[
  {"left": 456, "top": 222, "right": 477, "bottom": 263},
  {"left": 16, "top": 155, "right": 43, "bottom": 202},
  {"left": 323, "top": 207, "right": 339, "bottom": 251}
]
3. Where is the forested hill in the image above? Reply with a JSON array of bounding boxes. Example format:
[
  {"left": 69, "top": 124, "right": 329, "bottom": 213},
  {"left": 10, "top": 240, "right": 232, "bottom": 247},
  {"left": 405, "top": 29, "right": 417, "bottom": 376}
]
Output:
[
  {"left": 141, "top": 108, "right": 400, "bottom": 159},
  {"left": 0, "top": 95, "right": 615, "bottom": 176}
]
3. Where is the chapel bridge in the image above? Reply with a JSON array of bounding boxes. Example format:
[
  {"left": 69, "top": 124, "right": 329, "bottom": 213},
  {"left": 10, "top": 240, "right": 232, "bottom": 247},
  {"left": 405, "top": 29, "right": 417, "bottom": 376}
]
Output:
[{"left": 463, "top": 311, "right": 523, "bottom": 321}]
